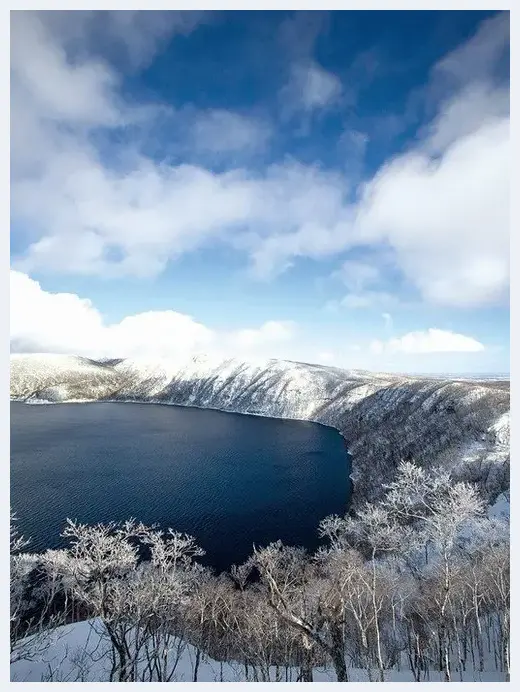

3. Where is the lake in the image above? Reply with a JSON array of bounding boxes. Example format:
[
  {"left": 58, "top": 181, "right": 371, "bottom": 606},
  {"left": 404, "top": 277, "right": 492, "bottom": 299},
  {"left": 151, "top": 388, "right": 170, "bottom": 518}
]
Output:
[{"left": 10, "top": 401, "right": 352, "bottom": 571}]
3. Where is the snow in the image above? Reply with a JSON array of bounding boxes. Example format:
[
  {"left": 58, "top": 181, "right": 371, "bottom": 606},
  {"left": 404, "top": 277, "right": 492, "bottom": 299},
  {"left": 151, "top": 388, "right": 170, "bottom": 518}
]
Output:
[
  {"left": 488, "top": 492, "right": 510, "bottom": 522},
  {"left": 490, "top": 412, "right": 510, "bottom": 446},
  {"left": 11, "top": 619, "right": 507, "bottom": 682},
  {"left": 10, "top": 353, "right": 510, "bottom": 504},
  {"left": 10, "top": 354, "right": 510, "bottom": 683}
]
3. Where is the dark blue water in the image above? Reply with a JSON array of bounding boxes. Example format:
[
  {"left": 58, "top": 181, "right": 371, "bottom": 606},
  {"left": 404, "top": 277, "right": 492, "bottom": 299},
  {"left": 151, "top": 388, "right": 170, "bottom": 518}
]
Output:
[{"left": 10, "top": 402, "right": 351, "bottom": 571}]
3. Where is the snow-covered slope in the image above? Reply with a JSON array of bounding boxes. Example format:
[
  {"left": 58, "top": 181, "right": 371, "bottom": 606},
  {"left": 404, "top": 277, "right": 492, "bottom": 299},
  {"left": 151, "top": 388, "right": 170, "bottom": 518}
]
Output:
[
  {"left": 10, "top": 354, "right": 121, "bottom": 403},
  {"left": 10, "top": 353, "right": 510, "bottom": 503},
  {"left": 11, "top": 618, "right": 506, "bottom": 682}
]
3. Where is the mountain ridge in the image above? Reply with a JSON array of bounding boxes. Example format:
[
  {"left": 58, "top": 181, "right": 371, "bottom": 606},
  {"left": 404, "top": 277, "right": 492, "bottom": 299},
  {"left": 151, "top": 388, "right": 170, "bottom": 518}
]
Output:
[{"left": 10, "top": 353, "right": 510, "bottom": 505}]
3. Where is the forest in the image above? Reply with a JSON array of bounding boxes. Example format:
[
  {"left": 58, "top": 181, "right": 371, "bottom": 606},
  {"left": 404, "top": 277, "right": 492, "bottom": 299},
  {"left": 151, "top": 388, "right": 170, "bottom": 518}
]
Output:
[{"left": 10, "top": 462, "right": 509, "bottom": 682}]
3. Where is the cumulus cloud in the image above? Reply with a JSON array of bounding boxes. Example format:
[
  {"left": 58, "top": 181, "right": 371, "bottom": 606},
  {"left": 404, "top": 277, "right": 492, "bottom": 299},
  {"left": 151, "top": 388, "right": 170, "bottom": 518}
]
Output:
[
  {"left": 13, "top": 161, "right": 256, "bottom": 278},
  {"left": 10, "top": 271, "right": 495, "bottom": 372},
  {"left": 10, "top": 11, "right": 509, "bottom": 311},
  {"left": 10, "top": 271, "right": 104, "bottom": 355},
  {"left": 370, "top": 328, "right": 485, "bottom": 355},
  {"left": 254, "top": 13, "right": 510, "bottom": 307},
  {"left": 13, "top": 147, "right": 351, "bottom": 279},
  {"left": 422, "top": 82, "right": 509, "bottom": 155},
  {"left": 10, "top": 271, "right": 215, "bottom": 359},
  {"left": 10, "top": 13, "right": 120, "bottom": 139},
  {"left": 10, "top": 271, "right": 295, "bottom": 361},
  {"left": 354, "top": 116, "right": 509, "bottom": 307}
]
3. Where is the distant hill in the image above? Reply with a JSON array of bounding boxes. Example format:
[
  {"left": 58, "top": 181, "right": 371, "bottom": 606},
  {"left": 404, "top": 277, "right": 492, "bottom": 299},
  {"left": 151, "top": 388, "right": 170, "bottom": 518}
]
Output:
[{"left": 10, "top": 353, "right": 510, "bottom": 505}]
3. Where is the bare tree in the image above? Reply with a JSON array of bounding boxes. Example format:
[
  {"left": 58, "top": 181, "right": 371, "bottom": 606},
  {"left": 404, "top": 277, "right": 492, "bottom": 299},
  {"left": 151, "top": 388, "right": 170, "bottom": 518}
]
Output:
[
  {"left": 40, "top": 519, "right": 204, "bottom": 681},
  {"left": 380, "top": 462, "right": 485, "bottom": 681},
  {"left": 10, "top": 511, "right": 68, "bottom": 667},
  {"left": 10, "top": 461, "right": 508, "bottom": 682},
  {"left": 252, "top": 541, "right": 350, "bottom": 681},
  {"left": 320, "top": 496, "right": 417, "bottom": 680}
]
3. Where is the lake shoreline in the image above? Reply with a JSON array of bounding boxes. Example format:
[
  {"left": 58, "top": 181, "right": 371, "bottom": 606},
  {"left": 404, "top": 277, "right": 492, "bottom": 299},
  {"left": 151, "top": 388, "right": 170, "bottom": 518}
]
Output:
[
  {"left": 13, "top": 394, "right": 355, "bottom": 497},
  {"left": 11, "top": 401, "right": 352, "bottom": 571}
]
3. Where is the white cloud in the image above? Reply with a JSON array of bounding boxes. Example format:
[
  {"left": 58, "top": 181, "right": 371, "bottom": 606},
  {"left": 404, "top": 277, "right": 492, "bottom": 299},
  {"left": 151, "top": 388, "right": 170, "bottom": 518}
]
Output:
[
  {"left": 423, "top": 82, "right": 509, "bottom": 155},
  {"left": 280, "top": 61, "right": 342, "bottom": 114},
  {"left": 340, "top": 292, "right": 395, "bottom": 309},
  {"left": 10, "top": 11, "right": 509, "bottom": 311},
  {"left": 22, "top": 10, "right": 205, "bottom": 71},
  {"left": 10, "top": 271, "right": 215, "bottom": 359},
  {"left": 10, "top": 271, "right": 295, "bottom": 362},
  {"left": 370, "top": 328, "right": 485, "bottom": 355},
  {"left": 231, "top": 321, "right": 296, "bottom": 350},
  {"left": 337, "top": 259, "right": 379, "bottom": 292},
  {"left": 355, "top": 115, "right": 509, "bottom": 307},
  {"left": 254, "top": 15, "right": 510, "bottom": 307},
  {"left": 10, "top": 12, "right": 121, "bottom": 134},
  {"left": 13, "top": 145, "right": 351, "bottom": 279},
  {"left": 10, "top": 271, "right": 104, "bottom": 355},
  {"left": 332, "top": 259, "right": 399, "bottom": 309},
  {"left": 10, "top": 271, "right": 497, "bottom": 373},
  {"left": 13, "top": 161, "right": 257, "bottom": 278},
  {"left": 432, "top": 11, "right": 509, "bottom": 88},
  {"left": 11, "top": 12, "right": 346, "bottom": 278},
  {"left": 190, "top": 109, "right": 271, "bottom": 155},
  {"left": 106, "top": 311, "right": 216, "bottom": 360}
]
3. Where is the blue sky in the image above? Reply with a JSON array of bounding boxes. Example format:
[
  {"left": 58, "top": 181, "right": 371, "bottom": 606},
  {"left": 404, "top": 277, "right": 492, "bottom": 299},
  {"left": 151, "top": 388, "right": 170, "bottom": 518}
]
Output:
[{"left": 10, "top": 10, "right": 510, "bottom": 373}]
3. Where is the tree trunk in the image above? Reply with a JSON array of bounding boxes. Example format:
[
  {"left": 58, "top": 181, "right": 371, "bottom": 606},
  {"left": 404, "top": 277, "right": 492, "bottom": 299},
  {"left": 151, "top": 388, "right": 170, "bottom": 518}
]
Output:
[
  {"left": 298, "top": 665, "right": 313, "bottom": 681},
  {"left": 329, "top": 622, "right": 348, "bottom": 682},
  {"left": 193, "top": 648, "right": 201, "bottom": 682},
  {"left": 330, "top": 648, "right": 348, "bottom": 682},
  {"left": 371, "top": 551, "right": 385, "bottom": 681}
]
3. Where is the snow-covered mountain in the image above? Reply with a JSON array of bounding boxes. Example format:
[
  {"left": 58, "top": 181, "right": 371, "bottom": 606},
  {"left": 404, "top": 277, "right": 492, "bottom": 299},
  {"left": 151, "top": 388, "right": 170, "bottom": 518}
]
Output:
[{"left": 10, "top": 353, "right": 510, "bottom": 504}]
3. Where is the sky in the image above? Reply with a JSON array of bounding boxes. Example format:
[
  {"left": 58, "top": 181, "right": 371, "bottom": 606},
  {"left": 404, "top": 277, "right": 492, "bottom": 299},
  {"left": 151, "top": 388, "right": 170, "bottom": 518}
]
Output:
[{"left": 9, "top": 9, "right": 510, "bottom": 374}]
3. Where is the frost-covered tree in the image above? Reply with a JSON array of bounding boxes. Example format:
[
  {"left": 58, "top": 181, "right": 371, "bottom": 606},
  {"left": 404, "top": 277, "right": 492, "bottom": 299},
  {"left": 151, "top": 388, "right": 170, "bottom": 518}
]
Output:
[
  {"left": 252, "top": 541, "right": 350, "bottom": 681},
  {"left": 10, "top": 460, "right": 509, "bottom": 682},
  {"left": 379, "top": 462, "right": 485, "bottom": 681},
  {"left": 41, "top": 519, "right": 205, "bottom": 681},
  {"left": 10, "top": 512, "right": 66, "bottom": 666},
  {"left": 320, "top": 492, "right": 418, "bottom": 680}
]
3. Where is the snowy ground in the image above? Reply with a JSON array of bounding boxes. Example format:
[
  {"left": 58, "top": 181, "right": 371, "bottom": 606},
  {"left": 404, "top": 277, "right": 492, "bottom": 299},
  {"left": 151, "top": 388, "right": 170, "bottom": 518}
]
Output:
[{"left": 10, "top": 619, "right": 508, "bottom": 683}]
